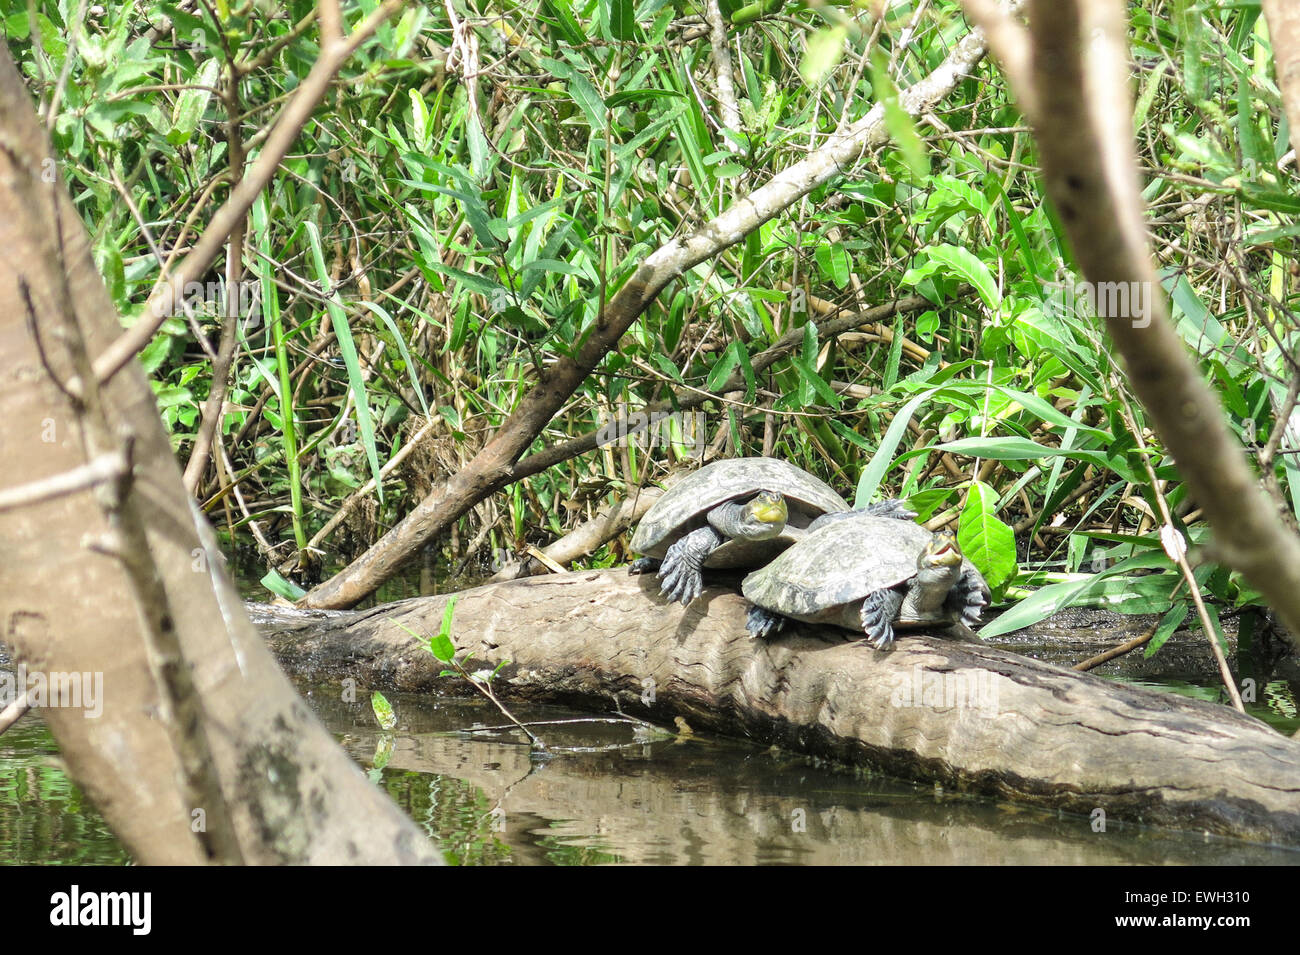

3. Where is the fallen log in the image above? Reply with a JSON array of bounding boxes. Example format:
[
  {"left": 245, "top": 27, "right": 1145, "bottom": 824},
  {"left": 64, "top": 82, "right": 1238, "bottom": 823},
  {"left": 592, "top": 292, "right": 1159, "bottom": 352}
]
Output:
[{"left": 256, "top": 569, "right": 1300, "bottom": 846}]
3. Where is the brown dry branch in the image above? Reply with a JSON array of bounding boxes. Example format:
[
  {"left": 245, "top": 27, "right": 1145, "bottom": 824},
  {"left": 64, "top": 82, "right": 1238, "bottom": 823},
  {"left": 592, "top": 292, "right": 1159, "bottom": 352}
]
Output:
[
  {"left": 487, "top": 486, "right": 666, "bottom": 582},
  {"left": 299, "top": 4, "right": 1020, "bottom": 609},
  {"left": 181, "top": 65, "right": 249, "bottom": 496}
]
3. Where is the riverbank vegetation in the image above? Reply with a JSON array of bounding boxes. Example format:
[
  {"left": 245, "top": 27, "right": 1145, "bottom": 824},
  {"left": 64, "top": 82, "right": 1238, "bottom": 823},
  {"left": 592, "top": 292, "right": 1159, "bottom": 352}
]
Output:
[{"left": 6, "top": 1, "right": 1297, "bottom": 649}]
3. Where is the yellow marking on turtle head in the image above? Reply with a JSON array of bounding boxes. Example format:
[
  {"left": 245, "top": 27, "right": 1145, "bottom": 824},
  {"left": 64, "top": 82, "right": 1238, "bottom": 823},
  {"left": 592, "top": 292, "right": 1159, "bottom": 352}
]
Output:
[{"left": 748, "top": 490, "right": 788, "bottom": 525}]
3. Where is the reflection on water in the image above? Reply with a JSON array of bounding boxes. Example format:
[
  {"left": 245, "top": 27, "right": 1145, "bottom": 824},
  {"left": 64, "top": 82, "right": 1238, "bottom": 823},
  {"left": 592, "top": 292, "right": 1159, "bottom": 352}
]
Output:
[
  {"left": 0, "top": 717, "right": 131, "bottom": 866},
  {"left": 4, "top": 684, "right": 1298, "bottom": 866},
  {"left": 312, "top": 686, "right": 1300, "bottom": 866}
]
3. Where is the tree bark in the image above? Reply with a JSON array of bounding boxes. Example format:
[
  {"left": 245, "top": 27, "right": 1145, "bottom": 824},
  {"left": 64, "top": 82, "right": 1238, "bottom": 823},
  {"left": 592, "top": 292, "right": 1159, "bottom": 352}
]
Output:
[
  {"left": 1263, "top": 1, "right": 1300, "bottom": 143},
  {"left": 258, "top": 570, "right": 1300, "bottom": 847}
]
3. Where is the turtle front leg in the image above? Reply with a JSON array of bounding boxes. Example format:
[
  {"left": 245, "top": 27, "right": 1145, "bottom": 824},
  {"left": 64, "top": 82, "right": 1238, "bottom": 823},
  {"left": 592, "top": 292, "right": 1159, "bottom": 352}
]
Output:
[
  {"left": 746, "top": 604, "right": 787, "bottom": 639},
  {"left": 947, "top": 567, "right": 990, "bottom": 628},
  {"left": 657, "top": 526, "right": 724, "bottom": 604},
  {"left": 860, "top": 587, "right": 906, "bottom": 649}
]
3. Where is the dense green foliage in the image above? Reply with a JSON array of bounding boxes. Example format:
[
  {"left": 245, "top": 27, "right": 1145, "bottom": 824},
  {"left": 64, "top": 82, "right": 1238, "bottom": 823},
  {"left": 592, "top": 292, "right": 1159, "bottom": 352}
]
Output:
[{"left": 3, "top": 0, "right": 1297, "bottom": 645}]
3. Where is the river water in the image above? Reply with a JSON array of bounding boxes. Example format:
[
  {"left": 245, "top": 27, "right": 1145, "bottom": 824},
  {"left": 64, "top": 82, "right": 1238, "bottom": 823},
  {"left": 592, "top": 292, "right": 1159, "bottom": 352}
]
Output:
[{"left": 3, "top": 677, "right": 1297, "bottom": 865}]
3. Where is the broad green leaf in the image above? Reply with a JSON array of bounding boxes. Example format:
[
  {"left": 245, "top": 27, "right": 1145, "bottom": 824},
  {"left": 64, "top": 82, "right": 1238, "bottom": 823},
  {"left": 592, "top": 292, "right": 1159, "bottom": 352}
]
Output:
[
  {"left": 815, "top": 242, "right": 851, "bottom": 289},
  {"left": 872, "top": 49, "right": 928, "bottom": 180},
  {"left": 606, "top": 0, "right": 637, "bottom": 40},
  {"left": 706, "top": 341, "right": 742, "bottom": 392},
  {"left": 1144, "top": 603, "right": 1190, "bottom": 657},
  {"left": 958, "top": 481, "right": 1018, "bottom": 592},
  {"left": 926, "top": 244, "right": 1000, "bottom": 310},
  {"left": 170, "top": 58, "right": 220, "bottom": 145},
  {"left": 430, "top": 596, "right": 459, "bottom": 661},
  {"left": 800, "top": 25, "right": 847, "bottom": 85}
]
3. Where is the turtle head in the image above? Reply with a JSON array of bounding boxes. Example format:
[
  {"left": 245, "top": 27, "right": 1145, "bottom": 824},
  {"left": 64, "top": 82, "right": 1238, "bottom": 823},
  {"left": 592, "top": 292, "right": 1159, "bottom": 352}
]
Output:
[
  {"left": 917, "top": 529, "right": 964, "bottom": 572},
  {"left": 897, "top": 529, "right": 966, "bottom": 624},
  {"left": 739, "top": 490, "right": 788, "bottom": 539}
]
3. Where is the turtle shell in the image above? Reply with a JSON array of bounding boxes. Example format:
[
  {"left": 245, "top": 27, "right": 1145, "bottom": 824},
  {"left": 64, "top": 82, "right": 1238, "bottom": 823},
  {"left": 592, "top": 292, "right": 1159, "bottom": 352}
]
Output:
[
  {"left": 629, "top": 457, "right": 849, "bottom": 567},
  {"left": 741, "top": 513, "right": 983, "bottom": 626}
]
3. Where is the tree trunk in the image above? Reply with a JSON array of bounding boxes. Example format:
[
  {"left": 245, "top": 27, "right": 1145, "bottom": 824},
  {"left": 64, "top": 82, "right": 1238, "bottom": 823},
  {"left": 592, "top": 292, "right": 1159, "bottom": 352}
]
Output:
[
  {"left": 257, "top": 570, "right": 1300, "bottom": 847},
  {"left": 0, "top": 45, "right": 439, "bottom": 865}
]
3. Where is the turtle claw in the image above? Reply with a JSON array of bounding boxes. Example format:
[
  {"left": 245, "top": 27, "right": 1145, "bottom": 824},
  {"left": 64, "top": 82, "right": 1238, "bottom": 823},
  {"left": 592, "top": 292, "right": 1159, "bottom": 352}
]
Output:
[
  {"left": 862, "top": 498, "right": 918, "bottom": 521},
  {"left": 659, "top": 566, "right": 703, "bottom": 605},
  {"left": 861, "top": 588, "right": 903, "bottom": 649},
  {"left": 656, "top": 556, "right": 703, "bottom": 605},
  {"left": 657, "top": 527, "right": 716, "bottom": 605},
  {"left": 950, "top": 567, "right": 990, "bottom": 627},
  {"left": 746, "top": 605, "right": 785, "bottom": 639},
  {"left": 958, "top": 597, "right": 987, "bottom": 628},
  {"left": 628, "top": 557, "right": 660, "bottom": 576}
]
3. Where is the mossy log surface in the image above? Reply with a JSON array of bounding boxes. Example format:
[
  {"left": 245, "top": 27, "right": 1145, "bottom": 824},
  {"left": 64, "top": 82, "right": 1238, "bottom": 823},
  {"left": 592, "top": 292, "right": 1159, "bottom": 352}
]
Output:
[{"left": 256, "top": 569, "right": 1300, "bottom": 846}]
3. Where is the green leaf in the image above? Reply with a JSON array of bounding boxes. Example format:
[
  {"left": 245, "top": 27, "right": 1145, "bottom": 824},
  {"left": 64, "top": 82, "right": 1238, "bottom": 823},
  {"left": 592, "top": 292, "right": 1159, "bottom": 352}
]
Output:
[
  {"left": 429, "top": 597, "right": 459, "bottom": 661},
  {"left": 855, "top": 387, "right": 944, "bottom": 506},
  {"left": 304, "top": 222, "right": 385, "bottom": 503},
  {"left": 260, "top": 569, "right": 306, "bottom": 601},
  {"left": 371, "top": 691, "right": 397, "bottom": 731},
  {"left": 605, "top": 89, "right": 686, "bottom": 109},
  {"left": 936, "top": 436, "right": 1109, "bottom": 469},
  {"left": 978, "top": 575, "right": 1096, "bottom": 638},
  {"left": 989, "top": 385, "right": 1109, "bottom": 440},
  {"left": 815, "top": 242, "right": 851, "bottom": 288},
  {"left": 706, "top": 341, "right": 742, "bottom": 391},
  {"left": 169, "top": 58, "right": 220, "bottom": 146},
  {"left": 789, "top": 354, "right": 840, "bottom": 408},
  {"left": 606, "top": 0, "right": 637, "bottom": 40},
  {"left": 958, "top": 481, "right": 1018, "bottom": 592},
  {"left": 1144, "top": 603, "right": 1190, "bottom": 657},
  {"left": 800, "top": 25, "right": 847, "bottom": 85},
  {"left": 871, "top": 50, "right": 928, "bottom": 180},
  {"left": 357, "top": 300, "right": 430, "bottom": 417},
  {"left": 925, "top": 244, "right": 1000, "bottom": 310},
  {"left": 978, "top": 551, "right": 1170, "bottom": 638},
  {"left": 542, "top": 56, "right": 606, "bottom": 131}
]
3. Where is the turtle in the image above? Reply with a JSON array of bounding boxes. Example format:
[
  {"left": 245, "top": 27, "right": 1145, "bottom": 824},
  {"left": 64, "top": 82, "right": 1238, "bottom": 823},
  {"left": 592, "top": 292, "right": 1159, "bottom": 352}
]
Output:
[
  {"left": 741, "top": 513, "right": 990, "bottom": 648},
  {"left": 628, "top": 457, "right": 914, "bottom": 605}
]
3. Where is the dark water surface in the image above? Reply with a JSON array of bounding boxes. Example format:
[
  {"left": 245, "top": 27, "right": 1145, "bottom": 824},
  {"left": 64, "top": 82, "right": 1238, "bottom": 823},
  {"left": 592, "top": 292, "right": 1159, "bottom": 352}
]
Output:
[{"left": 4, "top": 681, "right": 1297, "bottom": 865}]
